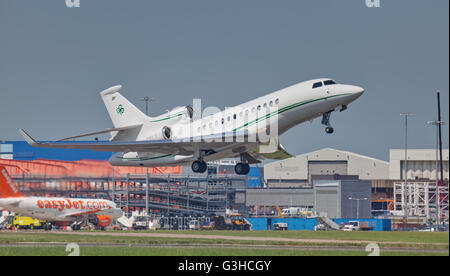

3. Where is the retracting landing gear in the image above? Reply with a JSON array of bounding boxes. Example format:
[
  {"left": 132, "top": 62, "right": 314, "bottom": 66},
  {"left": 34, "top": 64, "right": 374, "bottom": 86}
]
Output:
[
  {"left": 235, "top": 154, "right": 251, "bottom": 175},
  {"left": 321, "top": 111, "right": 334, "bottom": 134}
]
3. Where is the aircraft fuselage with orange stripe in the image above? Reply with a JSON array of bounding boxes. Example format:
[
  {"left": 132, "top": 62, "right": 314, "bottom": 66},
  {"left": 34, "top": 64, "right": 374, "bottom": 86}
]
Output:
[{"left": 0, "top": 166, "right": 122, "bottom": 222}]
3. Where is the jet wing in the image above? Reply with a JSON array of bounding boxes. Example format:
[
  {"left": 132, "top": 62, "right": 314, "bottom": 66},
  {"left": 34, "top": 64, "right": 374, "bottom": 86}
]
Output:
[
  {"left": 19, "top": 129, "right": 256, "bottom": 156},
  {"left": 249, "top": 145, "right": 293, "bottom": 160},
  {"left": 248, "top": 136, "right": 294, "bottom": 161},
  {"left": 56, "top": 209, "right": 104, "bottom": 219}
]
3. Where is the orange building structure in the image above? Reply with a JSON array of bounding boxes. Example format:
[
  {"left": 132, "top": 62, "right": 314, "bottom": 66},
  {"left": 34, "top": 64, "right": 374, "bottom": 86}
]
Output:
[{"left": 0, "top": 158, "right": 181, "bottom": 178}]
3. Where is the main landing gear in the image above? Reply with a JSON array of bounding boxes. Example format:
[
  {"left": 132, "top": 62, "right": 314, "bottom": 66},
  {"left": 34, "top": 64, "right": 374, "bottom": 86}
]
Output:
[
  {"left": 191, "top": 160, "right": 208, "bottom": 174},
  {"left": 235, "top": 163, "right": 250, "bottom": 175},
  {"left": 191, "top": 153, "right": 251, "bottom": 175},
  {"left": 322, "top": 111, "right": 334, "bottom": 134},
  {"left": 235, "top": 154, "right": 250, "bottom": 175}
]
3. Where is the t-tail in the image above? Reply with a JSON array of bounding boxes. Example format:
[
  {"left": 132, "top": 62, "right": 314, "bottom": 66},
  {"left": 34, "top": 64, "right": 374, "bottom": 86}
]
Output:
[
  {"left": 0, "top": 166, "right": 23, "bottom": 198},
  {"left": 100, "top": 85, "right": 150, "bottom": 128}
]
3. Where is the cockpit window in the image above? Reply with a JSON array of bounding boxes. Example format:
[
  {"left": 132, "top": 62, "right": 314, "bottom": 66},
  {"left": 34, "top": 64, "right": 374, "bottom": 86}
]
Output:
[
  {"left": 312, "top": 82, "right": 323, "bottom": 89},
  {"left": 324, "top": 80, "right": 337, "bottom": 86}
]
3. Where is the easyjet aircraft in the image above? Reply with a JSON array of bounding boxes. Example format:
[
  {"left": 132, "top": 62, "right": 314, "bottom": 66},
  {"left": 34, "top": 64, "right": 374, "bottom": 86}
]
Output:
[
  {"left": 20, "top": 78, "right": 364, "bottom": 175},
  {"left": 0, "top": 166, "right": 123, "bottom": 229}
]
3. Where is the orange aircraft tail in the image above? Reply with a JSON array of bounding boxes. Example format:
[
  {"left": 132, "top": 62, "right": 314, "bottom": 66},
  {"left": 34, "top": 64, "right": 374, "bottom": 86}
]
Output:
[{"left": 0, "top": 166, "right": 23, "bottom": 198}]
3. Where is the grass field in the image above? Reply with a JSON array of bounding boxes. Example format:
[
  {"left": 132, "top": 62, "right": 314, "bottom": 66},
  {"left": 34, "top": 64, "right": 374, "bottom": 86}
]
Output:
[
  {"left": 128, "top": 230, "right": 449, "bottom": 244},
  {"left": 0, "top": 246, "right": 447, "bottom": 256},
  {"left": 0, "top": 230, "right": 448, "bottom": 256}
]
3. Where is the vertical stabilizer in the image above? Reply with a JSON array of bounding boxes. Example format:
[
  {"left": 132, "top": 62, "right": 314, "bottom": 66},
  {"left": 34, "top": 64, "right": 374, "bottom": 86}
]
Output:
[
  {"left": 0, "top": 166, "right": 23, "bottom": 198},
  {"left": 100, "top": 85, "right": 149, "bottom": 128}
]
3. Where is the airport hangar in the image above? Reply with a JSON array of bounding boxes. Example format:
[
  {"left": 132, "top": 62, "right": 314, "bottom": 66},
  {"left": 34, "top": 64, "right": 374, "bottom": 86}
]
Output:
[
  {"left": 249, "top": 148, "right": 449, "bottom": 222},
  {"left": 1, "top": 142, "right": 449, "bottom": 223}
]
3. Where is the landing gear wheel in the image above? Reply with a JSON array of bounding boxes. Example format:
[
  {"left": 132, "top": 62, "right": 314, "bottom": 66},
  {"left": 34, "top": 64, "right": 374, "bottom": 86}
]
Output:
[
  {"left": 235, "top": 163, "right": 250, "bottom": 175},
  {"left": 322, "top": 111, "right": 334, "bottom": 134},
  {"left": 192, "top": 160, "right": 207, "bottom": 173}
]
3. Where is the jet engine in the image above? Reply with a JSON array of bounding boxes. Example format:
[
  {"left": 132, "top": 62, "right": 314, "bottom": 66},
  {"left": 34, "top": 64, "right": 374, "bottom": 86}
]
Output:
[
  {"left": 95, "top": 215, "right": 112, "bottom": 228},
  {"left": 152, "top": 106, "right": 193, "bottom": 125},
  {"left": 145, "top": 126, "right": 172, "bottom": 140}
]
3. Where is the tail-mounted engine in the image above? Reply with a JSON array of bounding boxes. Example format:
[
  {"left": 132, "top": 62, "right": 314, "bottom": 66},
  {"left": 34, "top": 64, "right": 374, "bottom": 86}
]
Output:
[
  {"left": 146, "top": 126, "right": 172, "bottom": 140},
  {"left": 151, "top": 106, "right": 193, "bottom": 124}
]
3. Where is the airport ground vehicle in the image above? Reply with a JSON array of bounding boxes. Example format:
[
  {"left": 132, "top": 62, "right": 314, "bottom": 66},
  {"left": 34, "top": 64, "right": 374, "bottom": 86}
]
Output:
[
  {"left": 200, "top": 221, "right": 214, "bottom": 230},
  {"left": 212, "top": 213, "right": 251, "bottom": 230},
  {"left": 281, "top": 207, "right": 314, "bottom": 217},
  {"left": 341, "top": 221, "right": 375, "bottom": 231},
  {"left": 188, "top": 220, "right": 200, "bottom": 230},
  {"left": 273, "top": 222, "right": 288, "bottom": 230},
  {"left": 132, "top": 216, "right": 148, "bottom": 230},
  {"left": 6, "top": 215, "right": 49, "bottom": 230},
  {"left": 342, "top": 223, "right": 359, "bottom": 231}
]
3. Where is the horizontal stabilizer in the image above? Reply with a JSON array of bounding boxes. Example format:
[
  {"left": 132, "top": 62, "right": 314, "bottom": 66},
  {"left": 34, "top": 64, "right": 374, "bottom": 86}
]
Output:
[{"left": 18, "top": 129, "right": 39, "bottom": 147}]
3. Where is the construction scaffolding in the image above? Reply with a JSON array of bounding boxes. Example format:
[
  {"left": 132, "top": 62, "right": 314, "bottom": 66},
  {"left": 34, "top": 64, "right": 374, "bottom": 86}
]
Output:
[
  {"left": 394, "top": 181, "right": 449, "bottom": 223},
  {"left": 13, "top": 172, "right": 248, "bottom": 217}
]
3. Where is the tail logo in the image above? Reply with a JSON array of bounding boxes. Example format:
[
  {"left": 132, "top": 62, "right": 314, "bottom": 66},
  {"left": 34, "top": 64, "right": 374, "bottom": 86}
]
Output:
[
  {"left": 1, "top": 168, "right": 19, "bottom": 194},
  {"left": 116, "top": 104, "right": 125, "bottom": 115}
]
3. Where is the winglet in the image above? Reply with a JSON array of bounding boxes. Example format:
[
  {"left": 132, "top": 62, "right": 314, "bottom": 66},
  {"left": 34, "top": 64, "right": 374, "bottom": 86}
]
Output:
[{"left": 18, "top": 129, "right": 40, "bottom": 147}]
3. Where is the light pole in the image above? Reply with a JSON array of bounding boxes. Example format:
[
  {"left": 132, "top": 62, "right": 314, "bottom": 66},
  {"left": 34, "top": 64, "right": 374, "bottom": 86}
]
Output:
[
  {"left": 141, "top": 96, "right": 153, "bottom": 215},
  {"left": 400, "top": 113, "right": 412, "bottom": 227},
  {"left": 141, "top": 96, "right": 153, "bottom": 116},
  {"left": 427, "top": 120, "right": 445, "bottom": 226},
  {"left": 348, "top": 197, "right": 368, "bottom": 219}
]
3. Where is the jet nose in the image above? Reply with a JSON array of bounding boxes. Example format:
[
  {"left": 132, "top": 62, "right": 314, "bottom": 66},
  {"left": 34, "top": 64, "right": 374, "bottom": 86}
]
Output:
[
  {"left": 350, "top": 85, "right": 364, "bottom": 97},
  {"left": 344, "top": 85, "right": 364, "bottom": 102}
]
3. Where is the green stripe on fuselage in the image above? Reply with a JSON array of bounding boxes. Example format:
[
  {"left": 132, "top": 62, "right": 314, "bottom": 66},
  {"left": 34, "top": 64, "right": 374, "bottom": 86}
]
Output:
[
  {"left": 118, "top": 154, "right": 173, "bottom": 161},
  {"left": 149, "top": 111, "right": 185, "bottom": 123},
  {"left": 233, "top": 93, "right": 350, "bottom": 131}
]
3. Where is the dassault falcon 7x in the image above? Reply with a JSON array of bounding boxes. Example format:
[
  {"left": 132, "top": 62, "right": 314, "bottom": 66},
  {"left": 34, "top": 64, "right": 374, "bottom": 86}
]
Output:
[
  {"left": 0, "top": 165, "right": 123, "bottom": 229},
  {"left": 19, "top": 78, "right": 364, "bottom": 175}
]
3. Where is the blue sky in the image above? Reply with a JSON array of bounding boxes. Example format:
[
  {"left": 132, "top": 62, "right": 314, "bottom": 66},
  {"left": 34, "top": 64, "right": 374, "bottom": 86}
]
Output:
[{"left": 0, "top": 0, "right": 448, "bottom": 161}]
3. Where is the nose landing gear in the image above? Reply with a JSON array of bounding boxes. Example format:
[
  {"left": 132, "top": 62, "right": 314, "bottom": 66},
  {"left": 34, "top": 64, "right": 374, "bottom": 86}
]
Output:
[
  {"left": 322, "top": 111, "right": 334, "bottom": 134},
  {"left": 325, "top": 126, "right": 334, "bottom": 134}
]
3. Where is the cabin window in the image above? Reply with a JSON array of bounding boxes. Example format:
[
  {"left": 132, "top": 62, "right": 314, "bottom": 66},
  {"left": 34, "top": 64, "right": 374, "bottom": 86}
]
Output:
[
  {"left": 275, "top": 99, "right": 279, "bottom": 105},
  {"left": 269, "top": 101, "right": 273, "bottom": 107},
  {"left": 312, "top": 82, "right": 323, "bottom": 89},
  {"left": 257, "top": 105, "right": 261, "bottom": 111},
  {"left": 233, "top": 114, "right": 237, "bottom": 120},
  {"left": 324, "top": 80, "right": 337, "bottom": 86}
]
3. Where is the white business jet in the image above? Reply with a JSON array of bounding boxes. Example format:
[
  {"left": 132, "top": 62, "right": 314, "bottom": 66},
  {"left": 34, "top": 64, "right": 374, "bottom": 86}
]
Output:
[{"left": 19, "top": 78, "right": 364, "bottom": 175}]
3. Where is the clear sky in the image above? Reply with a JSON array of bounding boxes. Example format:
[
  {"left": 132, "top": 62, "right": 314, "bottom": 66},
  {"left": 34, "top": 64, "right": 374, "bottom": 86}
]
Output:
[{"left": 0, "top": 0, "right": 448, "bottom": 161}]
